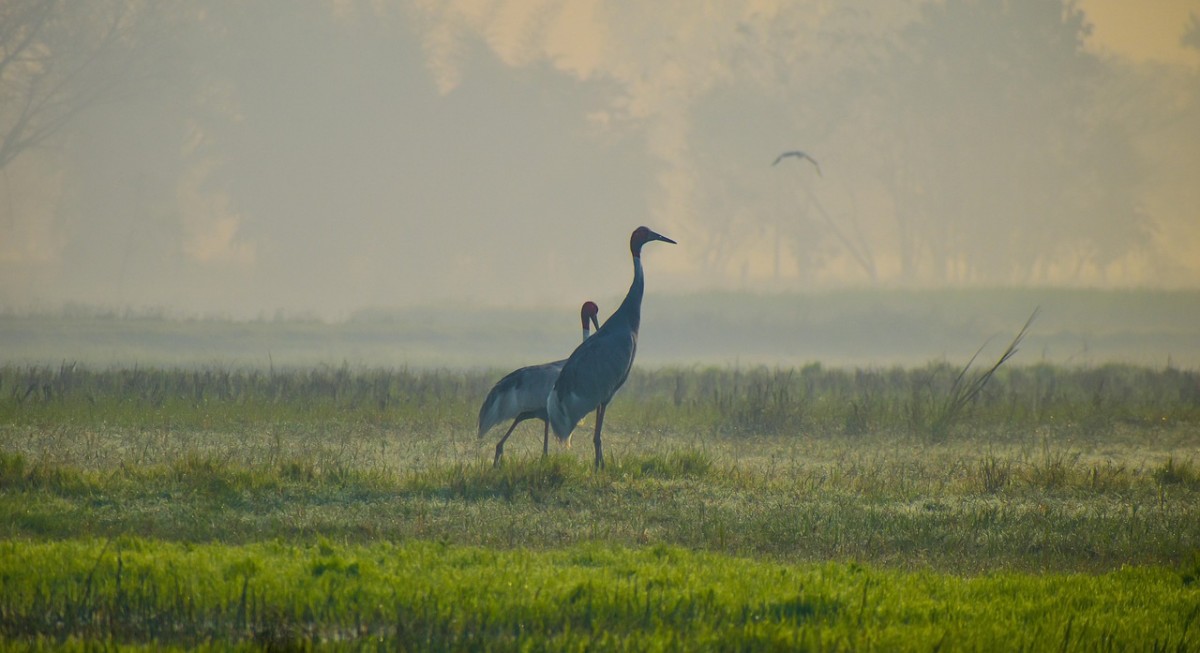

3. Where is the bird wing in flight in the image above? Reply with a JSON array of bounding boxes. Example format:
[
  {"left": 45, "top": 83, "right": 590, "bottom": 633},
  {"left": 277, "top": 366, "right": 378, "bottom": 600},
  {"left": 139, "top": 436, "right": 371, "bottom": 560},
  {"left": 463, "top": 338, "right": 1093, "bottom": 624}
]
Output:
[{"left": 772, "top": 150, "right": 822, "bottom": 176}]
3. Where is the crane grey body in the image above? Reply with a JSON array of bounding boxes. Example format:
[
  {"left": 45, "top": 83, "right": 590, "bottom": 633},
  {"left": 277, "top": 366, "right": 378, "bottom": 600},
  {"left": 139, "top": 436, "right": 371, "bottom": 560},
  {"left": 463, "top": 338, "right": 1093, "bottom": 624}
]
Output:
[
  {"left": 772, "top": 150, "right": 822, "bottom": 176},
  {"left": 477, "top": 301, "right": 600, "bottom": 466},
  {"left": 547, "top": 226, "right": 676, "bottom": 469}
]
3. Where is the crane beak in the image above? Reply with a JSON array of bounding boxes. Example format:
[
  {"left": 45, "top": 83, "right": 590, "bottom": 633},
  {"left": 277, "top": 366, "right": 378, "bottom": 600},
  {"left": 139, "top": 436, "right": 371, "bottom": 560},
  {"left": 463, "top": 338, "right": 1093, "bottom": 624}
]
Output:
[
  {"left": 589, "top": 314, "right": 600, "bottom": 331},
  {"left": 649, "top": 230, "right": 677, "bottom": 245}
]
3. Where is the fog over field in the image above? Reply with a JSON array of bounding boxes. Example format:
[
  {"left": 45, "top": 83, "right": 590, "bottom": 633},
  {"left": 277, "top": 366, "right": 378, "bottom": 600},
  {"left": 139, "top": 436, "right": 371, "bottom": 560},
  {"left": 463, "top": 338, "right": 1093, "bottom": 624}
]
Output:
[
  {"left": 4, "top": 10, "right": 1200, "bottom": 648},
  {"left": 3, "top": 289, "right": 1197, "bottom": 369},
  {"left": 2, "top": 1, "right": 1199, "bottom": 353}
]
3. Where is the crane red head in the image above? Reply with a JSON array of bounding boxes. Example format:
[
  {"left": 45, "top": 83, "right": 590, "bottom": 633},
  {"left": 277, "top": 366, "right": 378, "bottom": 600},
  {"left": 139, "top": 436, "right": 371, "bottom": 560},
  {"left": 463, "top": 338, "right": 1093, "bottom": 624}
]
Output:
[
  {"left": 580, "top": 301, "right": 600, "bottom": 332},
  {"left": 630, "top": 226, "right": 677, "bottom": 258}
]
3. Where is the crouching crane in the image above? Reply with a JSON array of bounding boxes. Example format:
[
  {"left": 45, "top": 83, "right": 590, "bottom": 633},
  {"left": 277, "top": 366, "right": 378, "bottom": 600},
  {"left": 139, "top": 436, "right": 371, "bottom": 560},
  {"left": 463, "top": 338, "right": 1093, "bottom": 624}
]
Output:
[
  {"left": 547, "top": 226, "right": 676, "bottom": 469},
  {"left": 477, "top": 301, "right": 601, "bottom": 466}
]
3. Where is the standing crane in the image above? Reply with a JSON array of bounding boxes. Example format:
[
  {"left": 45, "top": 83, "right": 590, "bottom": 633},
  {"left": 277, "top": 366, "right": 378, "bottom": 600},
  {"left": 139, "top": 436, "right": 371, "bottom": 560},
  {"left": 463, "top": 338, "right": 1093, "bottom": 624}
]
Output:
[
  {"left": 477, "top": 301, "right": 601, "bottom": 467},
  {"left": 547, "top": 226, "right": 676, "bottom": 469}
]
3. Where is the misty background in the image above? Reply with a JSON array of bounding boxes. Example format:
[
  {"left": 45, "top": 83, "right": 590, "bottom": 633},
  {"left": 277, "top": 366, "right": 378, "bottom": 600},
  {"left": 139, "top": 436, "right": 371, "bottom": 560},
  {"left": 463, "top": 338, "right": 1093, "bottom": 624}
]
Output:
[{"left": 2, "top": 0, "right": 1199, "bottom": 368}]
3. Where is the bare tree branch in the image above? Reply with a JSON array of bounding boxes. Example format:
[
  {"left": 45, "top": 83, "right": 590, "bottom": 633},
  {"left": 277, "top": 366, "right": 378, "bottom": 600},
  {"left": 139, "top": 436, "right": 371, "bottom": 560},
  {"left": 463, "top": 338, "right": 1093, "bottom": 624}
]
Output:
[
  {"left": 0, "top": 0, "right": 56, "bottom": 81},
  {"left": 0, "top": 0, "right": 169, "bottom": 169}
]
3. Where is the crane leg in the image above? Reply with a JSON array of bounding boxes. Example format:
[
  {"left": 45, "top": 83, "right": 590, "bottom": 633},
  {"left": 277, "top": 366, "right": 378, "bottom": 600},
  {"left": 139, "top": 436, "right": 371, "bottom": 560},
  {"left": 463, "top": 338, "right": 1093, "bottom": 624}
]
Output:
[
  {"left": 493, "top": 419, "right": 521, "bottom": 467},
  {"left": 542, "top": 420, "right": 549, "bottom": 457},
  {"left": 593, "top": 403, "right": 607, "bottom": 470}
]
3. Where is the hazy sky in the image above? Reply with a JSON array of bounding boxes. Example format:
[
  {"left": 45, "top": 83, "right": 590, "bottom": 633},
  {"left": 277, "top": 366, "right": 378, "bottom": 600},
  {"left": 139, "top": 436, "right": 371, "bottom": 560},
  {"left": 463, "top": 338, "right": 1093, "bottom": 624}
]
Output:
[
  {"left": 1, "top": 0, "right": 1198, "bottom": 319},
  {"left": 1082, "top": 0, "right": 1200, "bottom": 65}
]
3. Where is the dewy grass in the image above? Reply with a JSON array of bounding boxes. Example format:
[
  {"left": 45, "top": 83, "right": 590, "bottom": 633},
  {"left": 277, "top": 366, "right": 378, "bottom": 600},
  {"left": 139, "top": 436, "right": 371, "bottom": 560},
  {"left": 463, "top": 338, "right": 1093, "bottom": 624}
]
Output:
[
  {"left": 1, "top": 361, "right": 1199, "bottom": 647},
  {"left": 4, "top": 361, "right": 1198, "bottom": 439},
  {"left": 0, "top": 538, "right": 1196, "bottom": 651},
  {"left": 0, "top": 439, "right": 1196, "bottom": 574}
]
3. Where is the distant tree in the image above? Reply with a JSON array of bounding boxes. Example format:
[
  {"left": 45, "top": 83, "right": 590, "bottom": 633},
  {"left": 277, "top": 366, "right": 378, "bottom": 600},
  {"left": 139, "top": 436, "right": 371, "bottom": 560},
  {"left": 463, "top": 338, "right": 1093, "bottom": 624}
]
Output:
[
  {"left": 1183, "top": 12, "right": 1200, "bottom": 52},
  {"left": 0, "top": 0, "right": 175, "bottom": 170},
  {"left": 875, "top": 0, "right": 1151, "bottom": 283},
  {"left": 690, "top": 1, "right": 916, "bottom": 285}
]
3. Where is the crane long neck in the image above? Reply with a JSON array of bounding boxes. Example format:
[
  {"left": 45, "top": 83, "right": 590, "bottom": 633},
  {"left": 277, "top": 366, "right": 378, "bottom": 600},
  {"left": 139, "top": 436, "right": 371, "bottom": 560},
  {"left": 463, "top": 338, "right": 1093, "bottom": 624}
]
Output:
[{"left": 610, "top": 256, "right": 644, "bottom": 335}]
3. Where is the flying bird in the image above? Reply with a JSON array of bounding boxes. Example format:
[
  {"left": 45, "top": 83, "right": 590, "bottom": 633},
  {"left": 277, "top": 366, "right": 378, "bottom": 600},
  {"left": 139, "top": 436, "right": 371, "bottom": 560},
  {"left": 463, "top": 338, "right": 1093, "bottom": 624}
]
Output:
[
  {"left": 547, "top": 226, "right": 676, "bottom": 470},
  {"left": 772, "top": 150, "right": 822, "bottom": 176},
  {"left": 477, "top": 301, "right": 601, "bottom": 467}
]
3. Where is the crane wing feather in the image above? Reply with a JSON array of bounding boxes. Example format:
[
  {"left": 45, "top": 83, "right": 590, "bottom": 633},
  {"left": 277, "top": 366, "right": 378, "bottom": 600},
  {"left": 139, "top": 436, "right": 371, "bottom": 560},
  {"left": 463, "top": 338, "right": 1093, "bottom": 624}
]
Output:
[
  {"left": 547, "top": 329, "right": 637, "bottom": 440},
  {"left": 477, "top": 360, "right": 565, "bottom": 436}
]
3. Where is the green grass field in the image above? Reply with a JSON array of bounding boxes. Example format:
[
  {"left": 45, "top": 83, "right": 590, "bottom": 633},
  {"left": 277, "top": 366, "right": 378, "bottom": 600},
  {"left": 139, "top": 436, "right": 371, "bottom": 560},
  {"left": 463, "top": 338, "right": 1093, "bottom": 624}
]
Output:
[
  {"left": 1, "top": 357, "right": 1198, "bottom": 649},
  {"left": 1, "top": 539, "right": 1196, "bottom": 651}
]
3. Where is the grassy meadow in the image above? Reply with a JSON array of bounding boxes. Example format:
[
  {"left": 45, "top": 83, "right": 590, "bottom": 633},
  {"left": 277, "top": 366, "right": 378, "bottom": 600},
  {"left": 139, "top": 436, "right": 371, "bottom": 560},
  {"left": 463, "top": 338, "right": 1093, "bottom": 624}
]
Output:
[
  {"left": 1, "top": 351, "right": 1199, "bottom": 649},
  {"left": 1, "top": 290, "right": 1199, "bottom": 649}
]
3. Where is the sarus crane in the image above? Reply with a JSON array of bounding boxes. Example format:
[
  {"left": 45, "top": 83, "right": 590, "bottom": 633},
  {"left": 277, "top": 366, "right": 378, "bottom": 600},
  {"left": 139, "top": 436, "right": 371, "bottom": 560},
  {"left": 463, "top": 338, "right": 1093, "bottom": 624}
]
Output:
[
  {"left": 547, "top": 226, "right": 676, "bottom": 469},
  {"left": 477, "top": 301, "right": 600, "bottom": 467}
]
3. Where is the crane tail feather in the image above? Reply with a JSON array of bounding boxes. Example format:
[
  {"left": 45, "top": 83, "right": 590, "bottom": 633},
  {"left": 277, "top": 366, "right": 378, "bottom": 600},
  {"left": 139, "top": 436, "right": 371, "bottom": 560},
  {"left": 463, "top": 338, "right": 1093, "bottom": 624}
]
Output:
[
  {"left": 477, "top": 383, "right": 522, "bottom": 438},
  {"left": 546, "top": 391, "right": 578, "bottom": 444}
]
